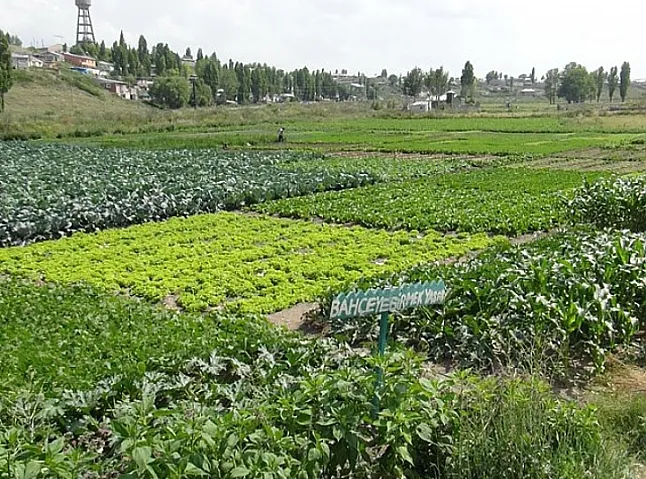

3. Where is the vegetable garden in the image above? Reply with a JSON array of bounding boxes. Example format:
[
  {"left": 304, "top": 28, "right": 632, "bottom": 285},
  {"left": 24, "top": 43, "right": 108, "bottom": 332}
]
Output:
[{"left": 2, "top": 115, "right": 646, "bottom": 479}]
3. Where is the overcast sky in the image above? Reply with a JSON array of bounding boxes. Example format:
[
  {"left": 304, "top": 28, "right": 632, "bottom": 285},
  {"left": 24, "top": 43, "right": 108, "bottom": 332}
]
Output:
[{"left": 3, "top": 0, "right": 645, "bottom": 78}]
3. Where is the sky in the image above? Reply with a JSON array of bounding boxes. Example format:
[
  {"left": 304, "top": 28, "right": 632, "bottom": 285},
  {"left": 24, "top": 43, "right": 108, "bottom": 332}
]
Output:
[{"left": 3, "top": 0, "right": 645, "bottom": 78}]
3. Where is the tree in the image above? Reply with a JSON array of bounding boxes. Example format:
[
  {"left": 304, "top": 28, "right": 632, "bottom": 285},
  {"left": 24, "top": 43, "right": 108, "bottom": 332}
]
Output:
[
  {"left": 557, "top": 63, "right": 594, "bottom": 103},
  {"left": 119, "top": 31, "right": 126, "bottom": 47},
  {"left": 69, "top": 44, "right": 85, "bottom": 55},
  {"left": 427, "top": 67, "right": 449, "bottom": 100},
  {"left": 593, "top": 67, "right": 606, "bottom": 102},
  {"left": 138, "top": 36, "right": 151, "bottom": 77},
  {"left": 460, "top": 61, "right": 475, "bottom": 102},
  {"left": 219, "top": 66, "right": 238, "bottom": 102},
  {"left": 98, "top": 41, "right": 107, "bottom": 62},
  {"left": 189, "top": 79, "right": 212, "bottom": 107},
  {"left": 5, "top": 32, "right": 22, "bottom": 47},
  {"left": 380, "top": 69, "right": 388, "bottom": 79},
  {"left": 403, "top": 67, "right": 424, "bottom": 99},
  {"left": 485, "top": 70, "right": 498, "bottom": 84},
  {"left": 185, "top": 47, "right": 192, "bottom": 59},
  {"left": 251, "top": 67, "right": 268, "bottom": 102},
  {"left": 388, "top": 74, "right": 399, "bottom": 88},
  {"left": 531, "top": 67, "right": 536, "bottom": 84},
  {"left": 620, "top": 61, "right": 631, "bottom": 102},
  {"left": 608, "top": 66, "right": 619, "bottom": 102},
  {"left": 0, "top": 31, "right": 13, "bottom": 112},
  {"left": 196, "top": 48, "right": 204, "bottom": 61},
  {"left": 544, "top": 68, "right": 559, "bottom": 105},
  {"left": 149, "top": 77, "right": 190, "bottom": 109}
]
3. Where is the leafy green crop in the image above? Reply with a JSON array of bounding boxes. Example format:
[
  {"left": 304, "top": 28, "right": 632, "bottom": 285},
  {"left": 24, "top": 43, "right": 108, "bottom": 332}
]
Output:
[
  {"left": 325, "top": 229, "right": 646, "bottom": 373},
  {"left": 0, "top": 212, "right": 501, "bottom": 314},
  {"left": 569, "top": 175, "right": 646, "bottom": 231},
  {"left": 258, "top": 168, "right": 606, "bottom": 236},
  {"left": 1, "top": 143, "right": 454, "bottom": 247},
  {"left": 0, "top": 281, "right": 629, "bottom": 479}
]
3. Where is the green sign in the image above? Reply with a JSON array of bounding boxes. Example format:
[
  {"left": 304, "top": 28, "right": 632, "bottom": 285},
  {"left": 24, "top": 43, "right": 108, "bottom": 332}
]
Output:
[{"left": 330, "top": 280, "right": 446, "bottom": 321}]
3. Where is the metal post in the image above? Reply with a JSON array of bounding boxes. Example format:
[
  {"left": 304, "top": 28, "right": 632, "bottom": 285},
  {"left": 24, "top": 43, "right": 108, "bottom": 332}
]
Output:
[{"left": 372, "top": 311, "right": 389, "bottom": 417}]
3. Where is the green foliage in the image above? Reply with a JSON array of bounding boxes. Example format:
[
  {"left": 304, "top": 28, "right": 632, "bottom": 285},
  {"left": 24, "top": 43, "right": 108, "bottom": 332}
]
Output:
[
  {"left": 403, "top": 67, "right": 424, "bottom": 98},
  {"left": 594, "top": 67, "right": 607, "bottom": 102},
  {"left": 0, "top": 30, "right": 13, "bottom": 112},
  {"left": 426, "top": 67, "right": 450, "bottom": 99},
  {"left": 544, "top": 68, "right": 560, "bottom": 105},
  {"left": 460, "top": 61, "right": 476, "bottom": 102},
  {"left": 620, "top": 61, "right": 631, "bottom": 102},
  {"left": 597, "top": 393, "right": 646, "bottom": 461},
  {"left": 150, "top": 76, "right": 191, "bottom": 108},
  {"left": 258, "top": 168, "right": 604, "bottom": 236},
  {"left": 0, "top": 280, "right": 630, "bottom": 478},
  {"left": 0, "top": 212, "right": 497, "bottom": 313},
  {"left": 569, "top": 176, "right": 646, "bottom": 231},
  {"left": 326, "top": 229, "right": 646, "bottom": 373},
  {"left": 608, "top": 66, "right": 619, "bottom": 102},
  {"left": 558, "top": 63, "right": 595, "bottom": 103},
  {"left": 450, "top": 377, "right": 629, "bottom": 479},
  {"left": 0, "top": 144, "right": 390, "bottom": 246}
]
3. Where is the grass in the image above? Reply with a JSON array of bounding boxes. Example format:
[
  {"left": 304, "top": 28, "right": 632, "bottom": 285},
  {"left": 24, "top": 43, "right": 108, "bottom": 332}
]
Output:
[
  {"left": 2, "top": 69, "right": 646, "bottom": 144},
  {"left": 0, "top": 212, "right": 501, "bottom": 314},
  {"left": 257, "top": 168, "right": 606, "bottom": 235}
]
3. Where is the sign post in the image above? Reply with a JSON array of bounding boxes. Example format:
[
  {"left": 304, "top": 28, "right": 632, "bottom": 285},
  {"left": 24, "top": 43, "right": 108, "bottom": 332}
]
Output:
[{"left": 329, "top": 280, "right": 446, "bottom": 416}]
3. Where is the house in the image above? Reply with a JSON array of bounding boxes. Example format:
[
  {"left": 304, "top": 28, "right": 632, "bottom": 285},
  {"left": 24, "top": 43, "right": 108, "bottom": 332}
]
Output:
[
  {"left": 33, "top": 51, "right": 63, "bottom": 68},
  {"left": 11, "top": 53, "right": 44, "bottom": 69},
  {"left": 97, "top": 61, "right": 114, "bottom": 73},
  {"left": 97, "top": 78, "right": 138, "bottom": 100},
  {"left": 36, "top": 44, "right": 64, "bottom": 54},
  {"left": 63, "top": 52, "right": 97, "bottom": 69},
  {"left": 520, "top": 88, "right": 539, "bottom": 96},
  {"left": 410, "top": 100, "right": 431, "bottom": 113}
]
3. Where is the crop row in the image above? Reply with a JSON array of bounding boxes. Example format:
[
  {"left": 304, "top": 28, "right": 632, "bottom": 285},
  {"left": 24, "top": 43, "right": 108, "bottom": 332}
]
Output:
[
  {"left": 569, "top": 175, "right": 646, "bottom": 232},
  {"left": 326, "top": 228, "right": 646, "bottom": 373},
  {"left": 0, "top": 212, "right": 501, "bottom": 314},
  {"left": 0, "top": 279, "right": 628, "bottom": 478},
  {"left": 257, "top": 168, "right": 605, "bottom": 236},
  {"left": 0, "top": 143, "right": 478, "bottom": 247}
]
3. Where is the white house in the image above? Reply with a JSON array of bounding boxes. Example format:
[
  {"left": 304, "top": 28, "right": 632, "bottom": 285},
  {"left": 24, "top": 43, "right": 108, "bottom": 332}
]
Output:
[
  {"left": 410, "top": 100, "right": 431, "bottom": 113},
  {"left": 11, "top": 53, "right": 44, "bottom": 70}
]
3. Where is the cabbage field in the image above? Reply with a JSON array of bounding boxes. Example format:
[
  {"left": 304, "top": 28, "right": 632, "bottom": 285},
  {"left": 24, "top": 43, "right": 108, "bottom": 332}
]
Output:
[
  {"left": 1, "top": 127, "right": 646, "bottom": 479},
  {"left": 0, "top": 143, "right": 481, "bottom": 247}
]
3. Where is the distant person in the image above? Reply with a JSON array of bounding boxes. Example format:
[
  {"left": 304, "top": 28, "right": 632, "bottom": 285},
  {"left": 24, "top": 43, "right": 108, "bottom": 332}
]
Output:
[{"left": 277, "top": 127, "right": 285, "bottom": 143}]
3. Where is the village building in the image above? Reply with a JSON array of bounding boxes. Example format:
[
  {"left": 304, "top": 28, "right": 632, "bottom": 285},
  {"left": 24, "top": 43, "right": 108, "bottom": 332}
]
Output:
[
  {"left": 62, "top": 52, "right": 97, "bottom": 69},
  {"left": 11, "top": 53, "right": 44, "bottom": 70}
]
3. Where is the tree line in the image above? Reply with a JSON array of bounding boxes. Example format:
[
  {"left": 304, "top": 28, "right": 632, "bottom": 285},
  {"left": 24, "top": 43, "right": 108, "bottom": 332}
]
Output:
[
  {"left": 401, "top": 62, "right": 477, "bottom": 103},
  {"left": 544, "top": 62, "right": 631, "bottom": 104},
  {"left": 72, "top": 33, "right": 350, "bottom": 109}
]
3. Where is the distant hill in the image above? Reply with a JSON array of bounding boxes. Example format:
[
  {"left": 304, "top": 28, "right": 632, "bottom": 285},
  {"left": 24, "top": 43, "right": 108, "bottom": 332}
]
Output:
[{"left": 1, "top": 68, "right": 152, "bottom": 138}]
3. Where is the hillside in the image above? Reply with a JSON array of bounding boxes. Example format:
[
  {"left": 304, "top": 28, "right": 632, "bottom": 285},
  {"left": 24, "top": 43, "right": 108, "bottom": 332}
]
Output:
[{"left": 0, "top": 68, "right": 154, "bottom": 138}]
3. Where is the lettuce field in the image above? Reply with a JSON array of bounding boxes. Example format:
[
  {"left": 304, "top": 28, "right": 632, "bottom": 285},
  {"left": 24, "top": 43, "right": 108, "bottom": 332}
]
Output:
[
  {"left": 2, "top": 109, "right": 646, "bottom": 479},
  {"left": 0, "top": 212, "right": 499, "bottom": 313}
]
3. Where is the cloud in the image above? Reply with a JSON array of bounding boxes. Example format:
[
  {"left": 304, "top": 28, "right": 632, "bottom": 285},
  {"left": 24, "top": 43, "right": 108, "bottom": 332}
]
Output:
[{"left": 2, "top": 0, "right": 645, "bottom": 78}]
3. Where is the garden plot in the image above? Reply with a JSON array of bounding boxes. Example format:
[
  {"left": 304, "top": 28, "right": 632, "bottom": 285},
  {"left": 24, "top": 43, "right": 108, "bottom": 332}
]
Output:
[{"left": 0, "top": 212, "right": 500, "bottom": 314}]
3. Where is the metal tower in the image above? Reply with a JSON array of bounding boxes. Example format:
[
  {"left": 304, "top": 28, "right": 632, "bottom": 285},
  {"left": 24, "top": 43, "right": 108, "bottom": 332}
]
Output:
[{"left": 75, "top": 0, "right": 95, "bottom": 44}]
